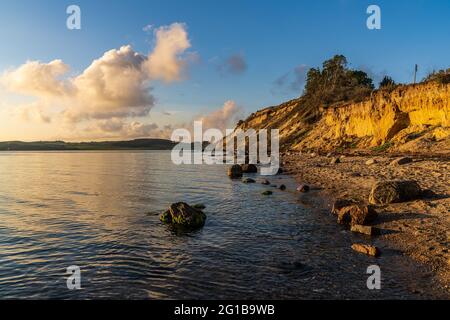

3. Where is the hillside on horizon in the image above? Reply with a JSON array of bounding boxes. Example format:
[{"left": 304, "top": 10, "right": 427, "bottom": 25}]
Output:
[{"left": 0, "top": 139, "right": 177, "bottom": 151}]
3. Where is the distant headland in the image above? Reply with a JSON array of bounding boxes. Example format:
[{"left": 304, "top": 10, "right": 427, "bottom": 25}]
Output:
[{"left": 0, "top": 139, "right": 177, "bottom": 151}]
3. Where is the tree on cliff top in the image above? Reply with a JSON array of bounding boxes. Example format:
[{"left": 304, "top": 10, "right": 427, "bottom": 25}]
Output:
[
  {"left": 379, "top": 76, "right": 397, "bottom": 90},
  {"left": 423, "top": 68, "right": 450, "bottom": 84},
  {"left": 299, "top": 55, "right": 374, "bottom": 122}
]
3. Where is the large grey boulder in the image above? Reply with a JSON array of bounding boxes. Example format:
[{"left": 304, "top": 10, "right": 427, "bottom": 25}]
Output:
[{"left": 369, "top": 180, "right": 422, "bottom": 205}]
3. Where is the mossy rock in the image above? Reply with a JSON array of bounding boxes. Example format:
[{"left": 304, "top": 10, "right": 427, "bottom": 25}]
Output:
[
  {"left": 262, "top": 190, "right": 273, "bottom": 196},
  {"left": 160, "top": 202, "right": 206, "bottom": 229}
]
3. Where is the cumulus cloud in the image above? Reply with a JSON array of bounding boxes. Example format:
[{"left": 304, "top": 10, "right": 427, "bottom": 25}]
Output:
[
  {"left": 92, "top": 118, "right": 173, "bottom": 139},
  {"left": 272, "top": 64, "right": 308, "bottom": 95},
  {"left": 197, "top": 100, "right": 243, "bottom": 131},
  {"left": 144, "top": 23, "right": 191, "bottom": 82},
  {"left": 0, "top": 22, "right": 192, "bottom": 125},
  {"left": 0, "top": 59, "right": 72, "bottom": 98},
  {"left": 217, "top": 53, "right": 247, "bottom": 76},
  {"left": 12, "top": 101, "right": 52, "bottom": 123}
]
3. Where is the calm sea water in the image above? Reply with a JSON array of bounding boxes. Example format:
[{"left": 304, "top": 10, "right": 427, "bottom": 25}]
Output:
[{"left": 0, "top": 151, "right": 445, "bottom": 299}]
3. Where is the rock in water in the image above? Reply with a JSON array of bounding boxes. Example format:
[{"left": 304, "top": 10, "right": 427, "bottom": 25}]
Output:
[
  {"left": 192, "top": 204, "right": 206, "bottom": 210},
  {"left": 390, "top": 157, "right": 413, "bottom": 166},
  {"left": 241, "top": 164, "right": 258, "bottom": 173},
  {"left": 369, "top": 180, "right": 422, "bottom": 205},
  {"left": 351, "top": 244, "right": 380, "bottom": 257},
  {"left": 160, "top": 202, "right": 206, "bottom": 229},
  {"left": 297, "top": 184, "right": 310, "bottom": 193},
  {"left": 279, "top": 185, "right": 286, "bottom": 191},
  {"left": 337, "top": 205, "right": 378, "bottom": 226},
  {"left": 262, "top": 190, "right": 273, "bottom": 196},
  {"left": 227, "top": 165, "right": 243, "bottom": 178},
  {"left": 242, "top": 178, "right": 256, "bottom": 184},
  {"left": 261, "top": 179, "right": 270, "bottom": 185}
]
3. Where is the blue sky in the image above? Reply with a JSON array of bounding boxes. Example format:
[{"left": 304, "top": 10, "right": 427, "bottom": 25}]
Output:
[{"left": 0, "top": 0, "right": 449, "bottom": 141}]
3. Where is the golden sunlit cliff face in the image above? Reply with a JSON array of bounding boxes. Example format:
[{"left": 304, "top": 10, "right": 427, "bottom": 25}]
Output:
[{"left": 236, "top": 82, "right": 450, "bottom": 154}]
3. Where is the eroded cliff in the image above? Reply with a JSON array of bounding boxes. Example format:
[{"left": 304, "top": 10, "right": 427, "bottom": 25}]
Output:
[{"left": 237, "top": 83, "right": 450, "bottom": 154}]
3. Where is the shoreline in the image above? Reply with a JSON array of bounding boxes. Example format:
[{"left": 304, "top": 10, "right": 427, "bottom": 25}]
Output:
[{"left": 280, "top": 151, "right": 449, "bottom": 295}]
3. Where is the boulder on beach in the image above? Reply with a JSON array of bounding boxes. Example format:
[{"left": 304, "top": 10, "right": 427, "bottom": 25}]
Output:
[
  {"left": 337, "top": 205, "right": 378, "bottom": 226},
  {"left": 160, "top": 202, "right": 207, "bottom": 229},
  {"left": 331, "top": 198, "right": 357, "bottom": 215},
  {"left": 227, "top": 165, "right": 243, "bottom": 178},
  {"left": 241, "top": 164, "right": 258, "bottom": 173},
  {"left": 390, "top": 157, "right": 413, "bottom": 166},
  {"left": 369, "top": 180, "right": 422, "bottom": 205},
  {"left": 242, "top": 177, "right": 256, "bottom": 184},
  {"left": 350, "top": 225, "right": 379, "bottom": 236},
  {"left": 351, "top": 244, "right": 380, "bottom": 257}
]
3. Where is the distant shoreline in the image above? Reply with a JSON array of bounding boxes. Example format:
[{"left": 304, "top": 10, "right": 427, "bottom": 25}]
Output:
[{"left": 0, "top": 139, "right": 177, "bottom": 151}]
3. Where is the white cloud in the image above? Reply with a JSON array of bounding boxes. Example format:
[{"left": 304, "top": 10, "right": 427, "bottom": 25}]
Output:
[
  {"left": 144, "top": 23, "right": 191, "bottom": 82},
  {"left": 0, "top": 22, "right": 193, "bottom": 126},
  {"left": 89, "top": 118, "right": 174, "bottom": 139},
  {"left": 197, "top": 100, "right": 243, "bottom": 131},
  {"left": 0, "top": 59, "right": 72, "bottom": 98}
]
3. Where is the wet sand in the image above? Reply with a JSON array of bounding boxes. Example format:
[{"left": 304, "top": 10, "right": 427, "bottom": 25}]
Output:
[{"left": 281, "top": 151, "right": 450, "bottom": 293}]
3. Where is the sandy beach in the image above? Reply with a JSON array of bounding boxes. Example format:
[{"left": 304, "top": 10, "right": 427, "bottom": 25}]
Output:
[{"left": 281, "top": 151, "right": 450, "bottom": 293}]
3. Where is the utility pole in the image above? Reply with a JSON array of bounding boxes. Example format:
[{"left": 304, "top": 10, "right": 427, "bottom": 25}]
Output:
[{"left": 414, "top": 64, "right": 418, "bottom": 84}]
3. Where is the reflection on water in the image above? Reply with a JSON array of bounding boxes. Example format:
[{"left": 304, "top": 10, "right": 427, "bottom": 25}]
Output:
[{"left": 0, "top": 151, "right": 445, "bottom": 299}]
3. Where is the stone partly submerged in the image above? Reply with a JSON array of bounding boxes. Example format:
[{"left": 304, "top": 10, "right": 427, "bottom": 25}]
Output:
[
  {"left": 369, "top": 180, "right": 422, "bottom": 205},
  {"left": 227, "top": 165, "right": 243, "bottom": 178},
  {"left": 351, "top": 244, "right": 380, "bottom": 257},
  {"left": 336, "top": 204, "right": 378, "bottom": 226},
  {"left": 160, "top": 202, "right": 207, "bottom": 230},
  {"left": 262, "top": 190, "right": 273, "bottom": 196},
  {"left": 241, "top": 164, "right": 258, "bottom": 173},
  {"left": 242, "top": 177, "right": 256, "bottom": 184}
]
